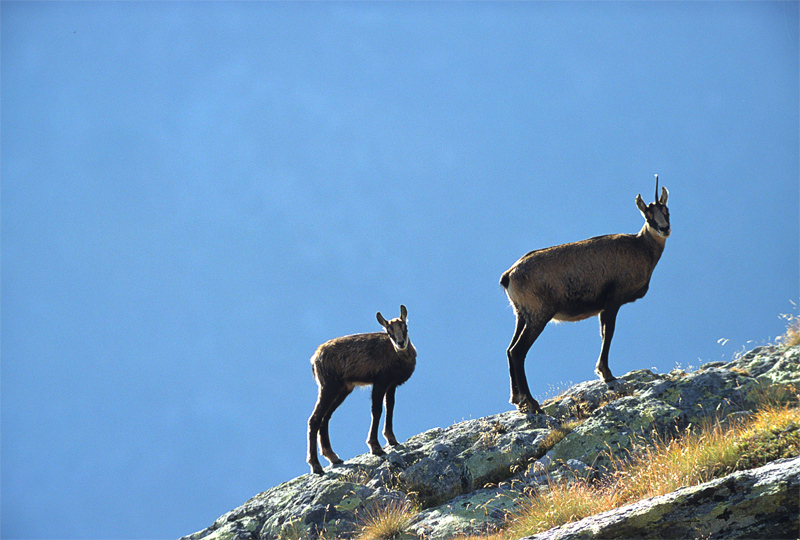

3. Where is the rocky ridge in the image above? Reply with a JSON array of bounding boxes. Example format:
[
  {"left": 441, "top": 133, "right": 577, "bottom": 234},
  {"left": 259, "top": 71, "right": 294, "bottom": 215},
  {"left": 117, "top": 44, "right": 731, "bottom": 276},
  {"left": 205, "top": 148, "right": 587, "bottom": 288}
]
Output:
[{"left": 181, "top": 344, "right": 800, "bottom": 540}]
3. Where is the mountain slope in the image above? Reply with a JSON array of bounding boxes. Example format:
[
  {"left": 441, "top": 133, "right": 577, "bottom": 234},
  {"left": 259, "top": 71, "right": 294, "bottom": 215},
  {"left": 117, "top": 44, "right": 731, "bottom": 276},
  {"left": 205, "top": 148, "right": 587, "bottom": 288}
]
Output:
[{"left": 180, "top": 344, "right": 799, "bottom": 540}]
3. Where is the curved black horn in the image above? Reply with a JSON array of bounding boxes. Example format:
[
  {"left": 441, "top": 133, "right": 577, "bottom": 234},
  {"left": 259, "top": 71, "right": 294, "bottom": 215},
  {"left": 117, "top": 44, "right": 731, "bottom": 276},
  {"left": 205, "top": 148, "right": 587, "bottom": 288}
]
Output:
[{"left": 654, "top": 174, "right": 659, "bottom": 203}]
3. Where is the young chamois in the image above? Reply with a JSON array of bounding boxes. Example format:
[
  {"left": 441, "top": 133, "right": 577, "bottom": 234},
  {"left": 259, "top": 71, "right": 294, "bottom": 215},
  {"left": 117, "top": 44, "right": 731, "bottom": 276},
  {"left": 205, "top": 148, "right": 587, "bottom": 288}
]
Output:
[
  {"left": 307, "top": 305, "right": 416, "bottom": 475},
  {"left": 500, "top": 176, "right": 670, "bottom": 414}
]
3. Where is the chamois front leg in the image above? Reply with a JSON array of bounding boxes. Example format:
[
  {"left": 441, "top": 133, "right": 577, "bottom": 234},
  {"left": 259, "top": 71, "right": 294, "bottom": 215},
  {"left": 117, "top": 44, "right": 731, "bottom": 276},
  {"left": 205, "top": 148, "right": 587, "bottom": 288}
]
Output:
[
  {"left": 367, "top": 383, "right": 388, "bottom": 455},
  {"left": 382, "top": 385, "right": 399, "bottom": 446},
  {"left": 596, "top": 307, "right": 619, "bottom": 383}
]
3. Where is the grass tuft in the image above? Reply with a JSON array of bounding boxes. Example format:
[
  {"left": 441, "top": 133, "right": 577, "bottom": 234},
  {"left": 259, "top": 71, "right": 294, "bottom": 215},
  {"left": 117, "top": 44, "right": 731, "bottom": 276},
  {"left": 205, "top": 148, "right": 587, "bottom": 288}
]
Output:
[
  {"left": 539, "top": 419, "right": 581, "bottom": 453},
  {"left": 355, "top": 499, "right": 417, "bottom": 540},
  {"left": 777, "top": 300, "right": 800, "bottom": 348},
  {"left": 780, "top": 315, "right": 800, "bottom": 347}
]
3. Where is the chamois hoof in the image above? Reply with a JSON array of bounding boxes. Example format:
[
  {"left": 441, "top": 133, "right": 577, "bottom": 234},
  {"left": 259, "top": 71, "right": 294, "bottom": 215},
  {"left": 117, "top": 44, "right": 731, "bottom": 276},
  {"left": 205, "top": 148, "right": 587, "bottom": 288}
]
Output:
[
  {"left": 322, "top": 451, "right": 343, "bottom": 466},
  {"left": 515, "top": 397, "right": 543, "bottom": 415},
  {"left": 596, "top": 368, "right": 616, "bottom": 384},
  {"left": 385, "top": 435, "right": 399, "bottom": 446},
  {"left": 370, "top": 446, "right": 387, "bottom": 457},
  {"left": 310, "top": 463, "right": 325, "bottom": 475}
]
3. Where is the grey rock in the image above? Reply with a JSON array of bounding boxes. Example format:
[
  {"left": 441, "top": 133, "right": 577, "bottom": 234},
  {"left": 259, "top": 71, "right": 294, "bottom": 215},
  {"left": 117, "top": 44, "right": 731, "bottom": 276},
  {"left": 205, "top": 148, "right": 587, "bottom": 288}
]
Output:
[
  {"left": 521, "top": 456, "right": 800, "bottom": 540},
  {"left": 409, "top": 484, "right": 527, "bottom": 539},
  {"left": 180, "top": 345, "right": 800, "bottom": 540}
]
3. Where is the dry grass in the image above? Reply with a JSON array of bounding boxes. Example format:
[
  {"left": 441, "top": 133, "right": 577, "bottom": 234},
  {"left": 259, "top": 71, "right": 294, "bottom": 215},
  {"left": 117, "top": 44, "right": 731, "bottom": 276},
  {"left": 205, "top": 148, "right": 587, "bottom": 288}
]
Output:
[
  {"left": 779, "top": 311, "right": 800, "bottom": 347},
  {"left": 466, "top": 390, "right": 800, "bottom": 540},
  {"left": 479, "top": 419, "right": 508, "bottom": 447},
  {"left": 355, "top": 499, "right": 418, "bottom": 540},
  {"left": 538, "top": 419, "right": 581, "bottom": 453},
  {"left": 338, "top": 468, "right": 374, "bottom": 486}
]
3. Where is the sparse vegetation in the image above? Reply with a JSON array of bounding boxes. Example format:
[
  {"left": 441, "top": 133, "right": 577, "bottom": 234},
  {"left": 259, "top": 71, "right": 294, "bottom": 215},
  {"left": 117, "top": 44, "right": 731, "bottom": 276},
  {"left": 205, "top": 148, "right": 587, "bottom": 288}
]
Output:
[
  {"left": 479, "top": 419, "right": 508, "bottom": 447},
  {"left": 355, "top": 499, "right": 417, "bottom": 540},
  {"left": 338, "top": 468, "right": 374, "bottom": 486},
  {"left": 338, "top": 379, "right": 800, "bottom": 540},
  {"left": 349, "top": 384, "right": 800, "bottom": 540},
  {"left": 279, "top": 516, "right": 308, "bottom": 540},
  {"left": 778, "top": 301, "right": 800, "bottom": 348},
  {"left": 539, "top": 419, "right": 580, "bottom": 453},
  {"left": 311, "top": 313, "right": 800, "bottom": 540},
  {"left": 468, "top": 385, "right": 799, "bottom": 540}
]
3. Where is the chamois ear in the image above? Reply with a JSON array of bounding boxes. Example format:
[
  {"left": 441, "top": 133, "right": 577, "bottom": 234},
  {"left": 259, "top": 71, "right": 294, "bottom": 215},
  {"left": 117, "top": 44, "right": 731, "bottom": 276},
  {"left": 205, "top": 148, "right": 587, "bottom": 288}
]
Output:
[
  {"left": 376, "top": 312, "right": 389, "bottom": 329},
  {"left": 636, "top": 193, "right": 648, "bottom": 215},
  {"left": 400, "top": 305, "right": 408, "bottom": 322},
  {"left": 659, "top": 186, "right": 669, "bottom": 205}
]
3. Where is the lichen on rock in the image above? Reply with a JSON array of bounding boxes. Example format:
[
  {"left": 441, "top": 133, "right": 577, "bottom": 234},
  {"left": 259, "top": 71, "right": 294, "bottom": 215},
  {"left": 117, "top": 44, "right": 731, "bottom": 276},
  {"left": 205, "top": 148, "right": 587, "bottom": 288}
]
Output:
[
  {"left": 520, "top": 456, "right": 800, "bottom": 540},
  {"left": 180, "top": 344, "right": 800, "bottom": 540}
]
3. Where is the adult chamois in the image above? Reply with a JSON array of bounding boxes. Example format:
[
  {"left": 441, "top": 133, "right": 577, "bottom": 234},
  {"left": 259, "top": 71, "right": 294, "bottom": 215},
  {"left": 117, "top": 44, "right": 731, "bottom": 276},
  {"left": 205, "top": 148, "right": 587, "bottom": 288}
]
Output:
[
  {"left": 500, "top": 176, "right": 670, "bottom": 414},
  {"left": 307, "top": 305, "right": 416, "bottom": 475}
]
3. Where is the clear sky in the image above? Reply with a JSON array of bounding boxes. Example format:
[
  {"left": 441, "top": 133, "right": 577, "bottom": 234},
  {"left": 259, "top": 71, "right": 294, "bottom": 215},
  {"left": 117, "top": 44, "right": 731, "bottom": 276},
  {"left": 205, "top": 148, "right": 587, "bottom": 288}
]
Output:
[{"left": 2, "top": 2, "right": 798, "bottom": 538}]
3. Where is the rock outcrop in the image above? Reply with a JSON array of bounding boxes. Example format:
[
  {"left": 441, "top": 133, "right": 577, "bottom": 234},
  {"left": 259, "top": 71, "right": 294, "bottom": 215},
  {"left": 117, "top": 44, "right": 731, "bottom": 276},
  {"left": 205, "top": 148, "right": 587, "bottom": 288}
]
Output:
[
  {"left": 181, "top": 345, "right": 800, "bottom": 540},
  {"left": 522, "top": 456, "right": 800, "bottom": 540}
]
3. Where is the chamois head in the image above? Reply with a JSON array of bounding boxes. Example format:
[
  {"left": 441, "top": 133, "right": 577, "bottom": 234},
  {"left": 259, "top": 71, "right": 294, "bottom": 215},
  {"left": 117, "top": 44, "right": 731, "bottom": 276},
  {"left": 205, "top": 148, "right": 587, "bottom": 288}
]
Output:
[
  {"left": 636, "top": 174, "right": 670, "bottom": 238},
  {"left": 376, "top": 305, "right": 410, "bottom": 351}
]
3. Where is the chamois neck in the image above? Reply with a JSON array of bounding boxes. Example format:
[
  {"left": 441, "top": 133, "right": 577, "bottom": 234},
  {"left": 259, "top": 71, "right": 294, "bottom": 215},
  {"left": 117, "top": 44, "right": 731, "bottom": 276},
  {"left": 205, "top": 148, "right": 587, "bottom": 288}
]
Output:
[
  {"left": 638, "top": 223, "right": 667, "bottom": 256},
  {"left": 395, "top": 341, "right": 417, "bottom": 358}
]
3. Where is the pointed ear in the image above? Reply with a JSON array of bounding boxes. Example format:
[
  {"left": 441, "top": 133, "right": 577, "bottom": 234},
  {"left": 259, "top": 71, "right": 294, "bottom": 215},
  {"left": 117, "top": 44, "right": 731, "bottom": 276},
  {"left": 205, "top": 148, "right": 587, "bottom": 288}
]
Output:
[
  {"left": 636, "top": 194, "right": 648, "bottom": 214},
  {"left": 659, "top": 186, "right": 669, "bottom": 205},
  {"left": 376, "top": 312, "right": 389, "bottom": 328},
  {"left": 400, "top": 304, "right": 407, "bottom": 321}
]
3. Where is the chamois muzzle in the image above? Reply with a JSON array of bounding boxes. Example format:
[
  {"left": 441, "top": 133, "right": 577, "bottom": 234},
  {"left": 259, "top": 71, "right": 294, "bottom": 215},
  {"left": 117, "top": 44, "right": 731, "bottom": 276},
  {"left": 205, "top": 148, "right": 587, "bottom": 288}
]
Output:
[{"left": 390, "top": 329, "right": 409, "bottom": 351}]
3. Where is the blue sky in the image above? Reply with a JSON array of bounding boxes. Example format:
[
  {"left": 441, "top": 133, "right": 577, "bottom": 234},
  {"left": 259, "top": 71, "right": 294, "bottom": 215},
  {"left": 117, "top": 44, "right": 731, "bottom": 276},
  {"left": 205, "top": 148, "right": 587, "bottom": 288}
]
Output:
[{"left": 2, "top": 2, "right": 798, "bottom": 538}]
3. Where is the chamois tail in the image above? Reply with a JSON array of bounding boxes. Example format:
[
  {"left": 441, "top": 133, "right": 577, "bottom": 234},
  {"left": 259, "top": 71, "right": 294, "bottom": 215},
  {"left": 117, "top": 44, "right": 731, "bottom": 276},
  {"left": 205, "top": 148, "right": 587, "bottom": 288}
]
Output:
[{"left": 499, "top": 271, "right": 510, "bottom": 289}]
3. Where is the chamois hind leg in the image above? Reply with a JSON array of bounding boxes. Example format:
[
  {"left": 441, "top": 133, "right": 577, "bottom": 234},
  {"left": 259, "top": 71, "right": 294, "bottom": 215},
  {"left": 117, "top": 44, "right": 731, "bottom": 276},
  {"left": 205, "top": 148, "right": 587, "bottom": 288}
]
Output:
[
  {"left": 308, "top": 385, "right": 342, "bottom": 475},
  {"left": 367, "top": 382, "right": 388, "bottom": 455},
  {"left": 597, "top": 307, "right": 620, "bottom": 382},
  {"left": 318, "top": 386, "right": 352, "bottom": 466},
  {"left": 507, "top": 313, "right": 548, "bottom": 414},
  {"left": 382, "top": 385, "right": 398, "bottom": 446}
]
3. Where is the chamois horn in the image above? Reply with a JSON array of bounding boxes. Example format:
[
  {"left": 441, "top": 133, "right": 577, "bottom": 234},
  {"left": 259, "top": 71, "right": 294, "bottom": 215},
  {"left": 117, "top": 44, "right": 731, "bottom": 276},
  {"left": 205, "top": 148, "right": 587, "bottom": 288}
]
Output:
[{"left": 654, "top": 174, "right": 659, "bottom": 203}]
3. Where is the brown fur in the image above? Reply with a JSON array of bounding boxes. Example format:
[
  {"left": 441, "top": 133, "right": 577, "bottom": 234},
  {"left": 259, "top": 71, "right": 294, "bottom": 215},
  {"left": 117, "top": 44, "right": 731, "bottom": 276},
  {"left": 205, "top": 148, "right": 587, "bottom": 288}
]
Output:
[
  {"left": 307, "top": 306, "right": 416, "bottom": 475},
  {"left": 500, "top": 183, "right": 670, "bottom": 414}
]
